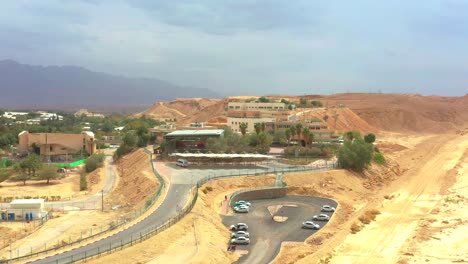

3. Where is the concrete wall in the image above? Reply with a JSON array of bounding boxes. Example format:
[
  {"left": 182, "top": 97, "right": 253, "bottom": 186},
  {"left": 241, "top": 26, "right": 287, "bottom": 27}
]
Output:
[{"left": 229, "top": 187, "right": 287, "bottom": 207}]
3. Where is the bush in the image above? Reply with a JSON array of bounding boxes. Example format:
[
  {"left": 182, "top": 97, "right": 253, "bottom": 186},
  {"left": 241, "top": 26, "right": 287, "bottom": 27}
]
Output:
[
  {"left": 373, "top": 152, "right": 386, "bottom": 165},
  {"left": 337, "top": 135, "right": 374, "bottom": 171},
  {"left": 85, "top": 153, "right": 106, "bottom": 173},
  {"left": 79, "top": 171, "right": 87, "bottom": 191},
  {"left": 358, "top": 209, "right": 381, "bottom": 225},
  {"left": 350, "top": 222, "right": 362, "bottom": 234}
]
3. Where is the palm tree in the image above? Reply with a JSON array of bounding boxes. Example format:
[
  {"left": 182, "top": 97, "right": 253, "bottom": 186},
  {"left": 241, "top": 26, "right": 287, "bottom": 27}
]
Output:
[
  {"left": 254, "top": 123, "right": 262, "bottom": 135},
  {"left": 289, "top": 126, "right": 296, "bottom": 140},
  {"left": 302, "top": 127, "right": 310, "bottom": 147},
  {"left": 239, "top": 122, "right": 248, "bottom": 136},
  {"left": 309, "top": 132, "right": 315, "bottom": 145},
  {"left": 285, "top": 129, "right": 291, "bottom": 145},
  {"left": 260, "top": 123, "right": 266, "bottom": 132},
  {"left": 295, "top": 123, "right": 303, "bottom": 140}
]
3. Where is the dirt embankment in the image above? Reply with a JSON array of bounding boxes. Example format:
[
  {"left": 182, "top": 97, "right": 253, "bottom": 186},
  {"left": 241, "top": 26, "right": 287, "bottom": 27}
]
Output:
[{"left": 109, "top": 149, "right": 159, "bottom": 209}]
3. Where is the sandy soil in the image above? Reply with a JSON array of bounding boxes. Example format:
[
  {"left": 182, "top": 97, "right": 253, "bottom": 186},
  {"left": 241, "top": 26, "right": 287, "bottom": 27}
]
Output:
[{"left": 289, "top": 133, "right": 468, "bottom": 264}]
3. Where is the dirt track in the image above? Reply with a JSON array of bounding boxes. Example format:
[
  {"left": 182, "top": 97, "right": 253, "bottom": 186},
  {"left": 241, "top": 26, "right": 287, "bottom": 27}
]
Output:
[{"left": 310, "top": 133, "right": 468, "bottom": 264}]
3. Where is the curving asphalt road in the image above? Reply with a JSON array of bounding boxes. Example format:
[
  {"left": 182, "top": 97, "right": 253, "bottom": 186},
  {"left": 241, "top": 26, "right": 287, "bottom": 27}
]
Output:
[
  {"left": 28, "top": 160, "right": 336, "bottom": 263},
  {"left": 223, "top": 196, "right": 338, "bottom": 264}
]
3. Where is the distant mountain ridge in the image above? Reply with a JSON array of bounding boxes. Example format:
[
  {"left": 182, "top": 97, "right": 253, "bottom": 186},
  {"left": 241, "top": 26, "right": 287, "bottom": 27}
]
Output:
[{"left": 0, "top": 60, "right": 219, "bottom": 110}]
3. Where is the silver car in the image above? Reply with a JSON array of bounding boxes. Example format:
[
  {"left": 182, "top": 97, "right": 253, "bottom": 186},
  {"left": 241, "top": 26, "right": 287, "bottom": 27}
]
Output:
[
  {"left": 302, "top": 221, "right": 320, "bottom": 229},
  {"left": 312, "top": 214, "right": 330, "bottom": 221},
  {"left": 231, "top": 231, "right": 250, "bottom": 238},
  {"left": 230, "top": 223, "right": 248, "bottom": 231},
  {"left": 234, "top": 206, "right": 249, "bottom": 213},
  {"left": 231, "top": 236, "right": 250, "bottom": 244},
  {"left": 321, "top": 205, "right": 336, "bottom": 212}
]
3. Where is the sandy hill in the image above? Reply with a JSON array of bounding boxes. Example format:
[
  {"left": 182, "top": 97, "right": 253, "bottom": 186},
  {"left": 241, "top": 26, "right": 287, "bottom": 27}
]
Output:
[
  {"left": 320, "top": 93, "right": 468, "bottom": 133},
  {"left": 138, "top": 93, "right": 468, "bottom": 134}
]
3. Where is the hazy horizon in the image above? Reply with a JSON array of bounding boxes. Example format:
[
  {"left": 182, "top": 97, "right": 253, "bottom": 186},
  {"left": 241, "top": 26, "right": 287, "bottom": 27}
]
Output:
[{"left": 1, "top": 1, "right": 468, "bottom": 96}]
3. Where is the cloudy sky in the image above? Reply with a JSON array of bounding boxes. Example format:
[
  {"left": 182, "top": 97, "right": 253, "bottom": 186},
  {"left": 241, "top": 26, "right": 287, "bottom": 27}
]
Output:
[{"left": 1, "top": 0, "right": 467, "bottom": 96}]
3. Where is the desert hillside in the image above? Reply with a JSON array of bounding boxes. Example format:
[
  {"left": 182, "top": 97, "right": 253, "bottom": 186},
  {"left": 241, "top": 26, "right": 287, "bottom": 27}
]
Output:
[{"left": 137, "top": 93, "right": 468, "bottom": 134}]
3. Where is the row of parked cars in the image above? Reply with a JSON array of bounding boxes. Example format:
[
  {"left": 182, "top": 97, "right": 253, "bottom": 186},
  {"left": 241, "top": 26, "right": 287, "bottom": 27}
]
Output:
[
  {"left": 302, "top": 205, "right": 335, "bottom": 229},
  {"left": 229, "top": 223, "right": 250, "bottom": 244}
]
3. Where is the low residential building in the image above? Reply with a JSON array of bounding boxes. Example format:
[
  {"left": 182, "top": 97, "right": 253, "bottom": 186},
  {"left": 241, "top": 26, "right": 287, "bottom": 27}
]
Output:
[
  {"left": 1, "top": 199, "right": 48, "bottom": 222},
  {"left": 18, "top": 131, "right": 96, "bottom": 161}
]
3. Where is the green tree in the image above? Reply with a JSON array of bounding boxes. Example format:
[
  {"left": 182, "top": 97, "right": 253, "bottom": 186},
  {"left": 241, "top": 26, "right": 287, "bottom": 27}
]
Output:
[
  {"left": 38, "top": 166, "right": 59, "bottom": 184},
  {"left": 344, "top": 131, "right": 361, "bottom": 141},
  {"left": 254, "top": 123, "right": 262, "bottom": 135},
  {"left": 309, "top": 132, "right": 315, "bottom": 144},
  {"left": 239, "top": 123, "right": 248, "bottom": 136},
  {"left": 20, "top": 154, "right": 42, "bottom": 176},
  {"left": 337, "top": 136, "right": 373, "bottom": 172},
  {"left": 295, "top": 123, "right": 303, "bottom": 139},
  {"left": 285, "top": 129, "right": 291, "bottom": 143},
  {"left": 260, "top": 123, "right": 265, "bottom": 132},
  {"left": 323, "top": 115, "right": 329, "bottom": 122},
  {"left": 80, "top": 170, "right": 87, "bottom": 191},
  {"left": 302, "top": 127, "right": 310, "bottom": 146},
  {"left": 123, "top": 133, "right": 138, "bottom": 146},
  {"left": 289, "top": 126, "right": 296, "bottom": 139},
  {"left": 85, "top": 153, "right": 106, "bottom": 173},
  {"left": 300, "top": 98, "right": 307, "bottom": 105},
  {"left": 273, "top": 130, "right": 288, "bottom": 145},
  {"left": 258, "top": 96, "right": 269, "bottom": 103},
  {"left": 311, "top": 100, "right": 323, "bottom": 107},
  {"left": 0, "top": 168, "right": 12, "bottom": 183},
  {"left": 364, "top": 133, "right": 376, "bottom": 144}
]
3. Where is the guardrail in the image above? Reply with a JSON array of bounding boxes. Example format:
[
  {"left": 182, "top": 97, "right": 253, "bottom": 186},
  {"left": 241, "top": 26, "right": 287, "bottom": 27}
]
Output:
[
  {"left": 2, "top": 149, "right": 165, "bottom": 264},
  {"left": 4, "top": 156, "right": 336, "bottom": 264}
]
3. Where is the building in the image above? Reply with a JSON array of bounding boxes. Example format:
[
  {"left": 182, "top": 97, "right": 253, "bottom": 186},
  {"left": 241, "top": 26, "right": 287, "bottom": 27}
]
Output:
[
  {"left": 148, "top": 124, "right": 176, "bottom": 143},
  {"left": 164, "top": 129, "right": 225, "bottom": 152},
  {"left": 227, "top": 102, "right": 287, "bottom": 111},
  {"left": 228, "top": 117, "right": 276, "bottom": 133},
  {"left": 18, "top": 131, "right": 96, "bottom": 161},
  {"left": 1, "top": 199, "right": 48, "bottom": 222},
  {"left": 74, "top": 109, "right": 105, "bottom": 118}
]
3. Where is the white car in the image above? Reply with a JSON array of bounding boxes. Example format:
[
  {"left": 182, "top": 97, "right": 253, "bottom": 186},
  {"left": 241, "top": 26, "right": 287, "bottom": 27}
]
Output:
[
  {"left": 302, "top": 221, "right": 320, "bottom": 229},
  {"left": 234, "top": 201, "right": 251, "bottom": 207},
  {"left": 234, "top": 206, "right": 249, "bottom": 213},
  {"left": 321, "top": 205, "right": 336, "bottom": 212},
  {"left": 231, "top": 231, "right": 250, "bottom": 238},
  {"left": 230, "top": 223, "right": 248, "bottom": 231},
  {"left": 312, "top": 214, "right": 330, "bottom": 221},
  {"left": 176, "top": 159, "right": 188, "bottom": 167},
  {"left": 231, "top": 236, "right": 250, "bottom": 244}
]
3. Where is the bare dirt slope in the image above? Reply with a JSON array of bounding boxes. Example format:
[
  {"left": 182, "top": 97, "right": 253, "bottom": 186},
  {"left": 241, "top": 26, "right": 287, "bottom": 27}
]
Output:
[
  {"left": 320, "top": 93, "right": 468, "bottom": 133},
  {"left": 289, "top": 133, "right": 468, "bottom": 264},
  {"left": 135, "top": 98, "right": 225, "bottom": 123},
  {"left": 109, "top": 148, "right": 159, "bottom": 209}
]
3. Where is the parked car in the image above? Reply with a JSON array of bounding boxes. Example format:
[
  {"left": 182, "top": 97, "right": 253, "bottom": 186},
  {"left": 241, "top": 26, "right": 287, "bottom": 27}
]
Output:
[
  {"left": 230, "top": 223, "right": 248, "bottom": 231},
  {"left": 231, "top": 236, "right": 250, "bottom": 245},
  {"left": 234, "top": 201, "right": 251, "bottom": 207},
  {"left": 312, "top": 214, "right": 330, "bottom": 221},
  {"left": 321, "top": 205, "right": 336, "bottom": 212},
  {"left": 302, "top": 221, "right": 320, "bottom": 229},
  {"left": 234, "top": 206, "right": 250, "bottom": 213},
  {"left": 176, "top": 159, "right": 188, "bottom": 167},
  {"left": 231, "top": 231, "right": 250, "bottom": 238}
]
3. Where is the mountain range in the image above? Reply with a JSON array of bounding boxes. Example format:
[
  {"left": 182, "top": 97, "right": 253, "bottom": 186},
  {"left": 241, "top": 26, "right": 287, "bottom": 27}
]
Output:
[{"left": 0, "top": 60, "right": 219, "bottom": 111}]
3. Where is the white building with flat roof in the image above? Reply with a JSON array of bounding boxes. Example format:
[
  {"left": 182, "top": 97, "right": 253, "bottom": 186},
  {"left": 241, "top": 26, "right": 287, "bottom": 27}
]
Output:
[{"left": 1, "top": 199, "right": 48, "bottom": 222}]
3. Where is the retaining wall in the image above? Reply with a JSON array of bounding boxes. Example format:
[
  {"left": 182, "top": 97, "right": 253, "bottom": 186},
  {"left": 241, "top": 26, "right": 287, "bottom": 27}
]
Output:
[{"left": 229, "top": 187, "right": 287, "bottom": 207}]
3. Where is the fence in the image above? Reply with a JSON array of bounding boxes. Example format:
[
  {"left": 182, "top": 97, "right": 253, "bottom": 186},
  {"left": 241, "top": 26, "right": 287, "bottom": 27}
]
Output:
[
  {"left": 2, "top": 148, "right": 165, "bottom": 264},
  {"left": 3, "top": 155, "right": 336, "bottom": 263}
]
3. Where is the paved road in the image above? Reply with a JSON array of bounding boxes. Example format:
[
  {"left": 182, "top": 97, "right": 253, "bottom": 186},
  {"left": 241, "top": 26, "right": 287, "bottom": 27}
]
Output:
[
  {"left": 223, "top": 196, "right": 338, "bottom": 264},
  {"left": 30, "top": 180, "right": 192, "bottom": 264},
  {"left": 28, "top": 161, "right": 336, "bottom": 263}
]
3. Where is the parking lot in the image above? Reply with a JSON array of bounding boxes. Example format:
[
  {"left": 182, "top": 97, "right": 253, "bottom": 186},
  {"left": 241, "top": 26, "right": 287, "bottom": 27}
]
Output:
[{"left": 222, "top": 195, "right": 338, "bottom": 264}]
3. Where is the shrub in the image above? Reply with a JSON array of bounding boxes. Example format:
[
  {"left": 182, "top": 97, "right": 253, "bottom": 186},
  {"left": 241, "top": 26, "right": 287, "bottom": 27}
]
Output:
[
  {"left": 337, "top": 135, "right": 374, "bottom": 171},
  {"left": 85, "top": 153, "right": 106, "bottom": 173},
  {"left": 350, "top": 222, "right": 362, "bottom": 234},
  {"left": 373, "top": 152, "right": 386, "bottom": 165},
  {"left": 80, "top": 171, "right": 87, "bottom": 191},
  {"left": 205, "top": 186, "right": 213, "bottom": 192}
]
